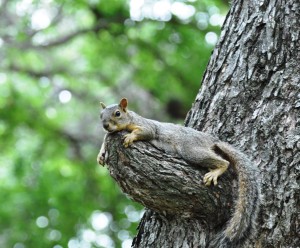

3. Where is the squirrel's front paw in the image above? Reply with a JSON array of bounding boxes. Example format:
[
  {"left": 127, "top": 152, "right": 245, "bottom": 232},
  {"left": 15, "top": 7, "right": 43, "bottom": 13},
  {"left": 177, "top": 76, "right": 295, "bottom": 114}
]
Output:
[
  {"left": 123, "top": 133, "right": 135, "bottom": 148},
  {"left": 97, "top": 150, "right": 106, "bottom": 166}
]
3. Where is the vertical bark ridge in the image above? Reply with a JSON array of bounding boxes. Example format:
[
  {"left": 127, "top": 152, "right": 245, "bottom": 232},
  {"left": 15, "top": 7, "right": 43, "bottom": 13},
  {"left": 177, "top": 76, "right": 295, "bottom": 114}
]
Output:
[
  {"left": 186, "top": 0, "right": 300, "bottom": 247},
  {"left": 133, "top": 210, "right": 209, "bottom": 248}
]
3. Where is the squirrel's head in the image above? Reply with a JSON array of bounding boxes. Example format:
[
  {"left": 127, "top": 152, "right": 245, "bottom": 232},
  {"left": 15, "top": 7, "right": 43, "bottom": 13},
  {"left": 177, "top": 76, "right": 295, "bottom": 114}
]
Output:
[{"left": 99, "top": 98, "right": 130, "bottom": 133}]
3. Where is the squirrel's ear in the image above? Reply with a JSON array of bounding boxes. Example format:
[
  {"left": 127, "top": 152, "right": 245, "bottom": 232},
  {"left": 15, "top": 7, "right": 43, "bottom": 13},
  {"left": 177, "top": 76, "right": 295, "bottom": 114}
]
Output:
[
  {"left": 119, "top": 98, "right": 128, "bottom": 112},
  {"left": 100, "top": 102, "right": 106, "bottom": 109}
]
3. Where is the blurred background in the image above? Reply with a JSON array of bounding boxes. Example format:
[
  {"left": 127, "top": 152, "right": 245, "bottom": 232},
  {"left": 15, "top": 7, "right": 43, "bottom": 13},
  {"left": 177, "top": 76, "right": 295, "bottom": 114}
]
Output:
[{"left": 0, "top": 0, "right": 228, "bottom": 247}]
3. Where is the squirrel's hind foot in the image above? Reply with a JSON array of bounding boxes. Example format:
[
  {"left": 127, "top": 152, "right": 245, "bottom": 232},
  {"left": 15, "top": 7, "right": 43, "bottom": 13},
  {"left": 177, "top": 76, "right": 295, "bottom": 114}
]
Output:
[{"left": 203, "top": 166, "right": 228, "bottom": 186}]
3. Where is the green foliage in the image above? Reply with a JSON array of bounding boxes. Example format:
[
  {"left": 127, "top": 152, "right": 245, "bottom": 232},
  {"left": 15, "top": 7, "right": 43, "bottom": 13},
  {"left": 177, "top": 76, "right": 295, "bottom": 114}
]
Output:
[{"left": 0, "top": 0, "right": 227, "bottom": 247}]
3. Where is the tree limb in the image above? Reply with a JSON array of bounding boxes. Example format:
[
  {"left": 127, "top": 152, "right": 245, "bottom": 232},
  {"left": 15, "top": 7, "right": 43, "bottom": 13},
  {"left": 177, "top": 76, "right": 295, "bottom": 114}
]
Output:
[
  {"left": 7, "top": 64, "right": 66, "bottom": 78},
  {"left": 104, "top": 132, "right": 238, "bottom": 229},
  {"left": 33, "top": 23, "right": 105, "bottom": 49}
]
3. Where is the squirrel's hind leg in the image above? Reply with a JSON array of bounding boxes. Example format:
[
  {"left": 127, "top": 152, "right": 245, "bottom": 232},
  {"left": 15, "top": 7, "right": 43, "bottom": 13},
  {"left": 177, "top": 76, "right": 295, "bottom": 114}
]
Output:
[
  {"left": 203, "top": 162, "right": 229, "bottom": 186},
  {"left": 183, "top": 148, "right": 229, "bottom": 186}
]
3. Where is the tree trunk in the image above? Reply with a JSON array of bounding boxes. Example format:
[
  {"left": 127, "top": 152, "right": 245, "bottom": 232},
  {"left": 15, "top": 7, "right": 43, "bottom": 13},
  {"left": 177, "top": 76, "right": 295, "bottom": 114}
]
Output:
[{"left": 104, "top": 0, "right": 300, "bottom": 247}]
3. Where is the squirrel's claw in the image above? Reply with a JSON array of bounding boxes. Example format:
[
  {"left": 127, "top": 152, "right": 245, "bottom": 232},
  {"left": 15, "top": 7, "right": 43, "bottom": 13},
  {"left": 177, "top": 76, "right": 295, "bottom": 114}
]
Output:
[
  {"left": 203, "top": 170, "right": 219, "bottom": 186},
  {"left": 123, "top": 133, "right": 135, "bottom": 147},
  {"left": 97, "top": 150, "right": 106, "bottom": 166}
]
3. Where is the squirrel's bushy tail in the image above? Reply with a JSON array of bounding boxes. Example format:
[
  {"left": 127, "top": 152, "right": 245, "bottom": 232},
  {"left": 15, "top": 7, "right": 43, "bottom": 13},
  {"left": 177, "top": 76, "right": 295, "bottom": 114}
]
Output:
[{"left": 208, "top": 142, "right": 260, "bottom": 248}]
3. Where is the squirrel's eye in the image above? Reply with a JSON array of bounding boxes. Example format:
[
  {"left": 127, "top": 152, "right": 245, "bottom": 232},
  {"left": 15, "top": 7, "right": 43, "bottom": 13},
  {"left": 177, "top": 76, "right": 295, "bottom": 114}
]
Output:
[{"left": 115, "top": 111, "right": 121, "bottom": 117}]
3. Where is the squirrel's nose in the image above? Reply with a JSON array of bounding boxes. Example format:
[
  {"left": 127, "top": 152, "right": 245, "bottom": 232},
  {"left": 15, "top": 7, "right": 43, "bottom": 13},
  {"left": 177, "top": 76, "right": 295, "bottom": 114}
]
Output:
[{"left": 103, "top": 123, "right": 109, "bottom": 129}]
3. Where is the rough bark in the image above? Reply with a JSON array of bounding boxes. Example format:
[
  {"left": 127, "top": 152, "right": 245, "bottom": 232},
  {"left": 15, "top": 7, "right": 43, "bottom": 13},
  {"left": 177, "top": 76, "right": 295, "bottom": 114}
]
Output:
[
  {"left": 185, "top": 0, "right": 300, "bottom": 246},
  {"left": 105, "top": 132, "right": 238, "bottom": 246},
  {"left": 104, "top": 0, "right": 300, "bottom": 247}
]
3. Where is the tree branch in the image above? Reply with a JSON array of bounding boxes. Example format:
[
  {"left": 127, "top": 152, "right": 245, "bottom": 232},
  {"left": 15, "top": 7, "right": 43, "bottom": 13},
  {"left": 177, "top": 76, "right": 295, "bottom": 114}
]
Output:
[
  {"left": 31, "top": 15, "right": 127, "bottom": 49},
  {"left": 33, "top": 24, "right": 105, "bottom": 49},
  {"left": 0, "top": 0, "right": 9, "bottom": 18},
  {"left": 104, "top": 132, "right": 237, "bottom": 228},
  {"left": 27, "top": 4, "right": 65, "bottom": 38},
  {"left": 7, "top": 64, "right": 66, "bottom": 78}
]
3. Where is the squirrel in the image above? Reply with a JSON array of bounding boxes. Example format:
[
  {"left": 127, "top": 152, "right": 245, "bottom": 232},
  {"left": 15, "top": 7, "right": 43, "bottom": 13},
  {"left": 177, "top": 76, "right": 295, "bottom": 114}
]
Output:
[{"left": 97, "top": 98, "right": 260, "bottom": 248}]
